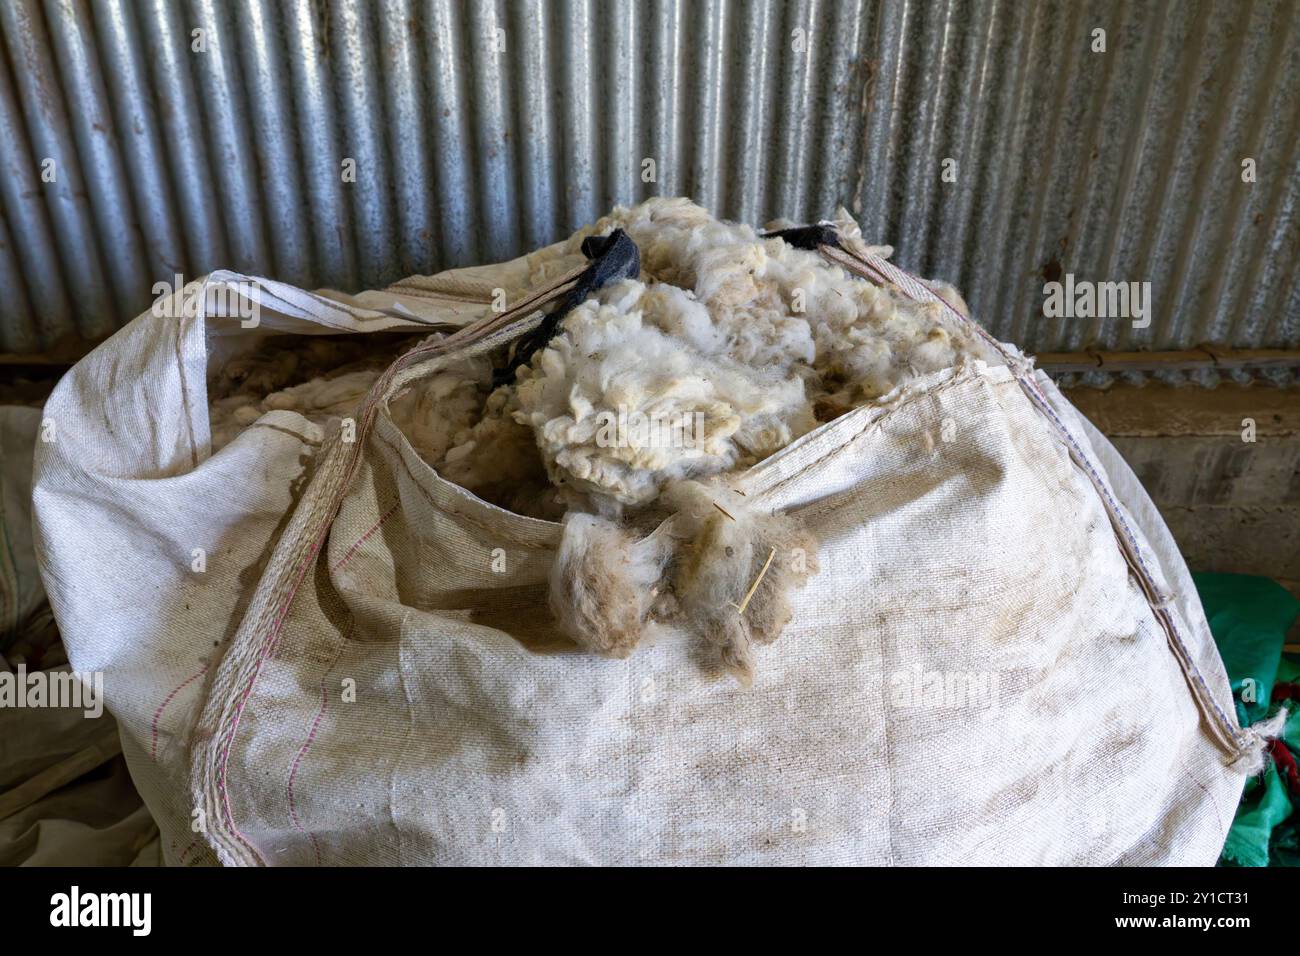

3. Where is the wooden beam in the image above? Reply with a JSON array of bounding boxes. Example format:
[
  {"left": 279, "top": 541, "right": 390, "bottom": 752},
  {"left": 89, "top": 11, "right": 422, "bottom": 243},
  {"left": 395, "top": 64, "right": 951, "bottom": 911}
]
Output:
[
  {"left": 1036, "top": 346, "right": 1300, "bottom": 373},
  {"left": 1063, "top": 382, "right": 1299, "bottom": 437}
]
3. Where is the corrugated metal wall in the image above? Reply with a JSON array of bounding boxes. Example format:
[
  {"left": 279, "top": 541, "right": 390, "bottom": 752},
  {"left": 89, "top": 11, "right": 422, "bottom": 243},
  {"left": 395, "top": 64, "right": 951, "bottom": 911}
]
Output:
[{"left": 0, "top": 0, "right": 1296, "bottom": 355}]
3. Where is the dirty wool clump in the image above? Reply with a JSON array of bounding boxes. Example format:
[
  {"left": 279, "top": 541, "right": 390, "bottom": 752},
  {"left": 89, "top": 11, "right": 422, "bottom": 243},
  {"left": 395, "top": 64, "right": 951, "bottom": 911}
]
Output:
[
  {"left": 206, "top": 331, "right": 564, "bottom": 516},
  {"left": 208, "top": 335, "right": 411, "bottom": 451},
  {"left": 207, "top": 333, "right": 495, "bottom": 475},
  {"left": 547, "top": 481, "right": 818, "bottom": 684},
  {"left": 208, "top": 198, "right": 997, "bottom": 679}
]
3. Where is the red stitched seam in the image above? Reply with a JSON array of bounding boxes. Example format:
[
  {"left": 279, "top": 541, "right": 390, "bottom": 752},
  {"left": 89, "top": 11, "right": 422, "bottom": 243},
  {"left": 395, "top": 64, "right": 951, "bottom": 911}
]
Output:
[
  {"left": 332, "top": 503, "right": 400, "bottom": 570},
  {"left": 286, "top": 682, "right": 330, "bottom": 865},
  {"left": 150, "top": 663, "right": 209, "bottom": 761},
  {"left": 216, "top": 538, "right": 323, "bottom": 864},
  {"left": 177, "top": 839, "right": 201, "bottom": 864}
]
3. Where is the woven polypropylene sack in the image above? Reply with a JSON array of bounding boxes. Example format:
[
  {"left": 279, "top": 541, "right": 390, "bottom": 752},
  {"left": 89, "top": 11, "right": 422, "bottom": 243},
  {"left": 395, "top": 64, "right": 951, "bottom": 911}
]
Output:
[{"left": 32, "top": 225, "right": 1255, "bottom": 866}]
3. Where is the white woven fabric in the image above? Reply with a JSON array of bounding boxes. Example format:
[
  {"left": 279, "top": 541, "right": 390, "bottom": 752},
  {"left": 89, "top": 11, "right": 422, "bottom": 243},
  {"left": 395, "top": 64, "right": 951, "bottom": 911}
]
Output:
[{"left": 32, "top": 244, "right": 1249, "bottom": 866}]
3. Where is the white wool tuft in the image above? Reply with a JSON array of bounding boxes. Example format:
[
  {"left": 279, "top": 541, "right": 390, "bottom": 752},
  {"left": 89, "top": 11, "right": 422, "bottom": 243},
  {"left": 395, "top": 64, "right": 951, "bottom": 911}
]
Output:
[
  {"left": 546, "top": 482, "right": 818, "bottom": 680},
  {"left": 509, "top": 280, "right": 813, "bottom": 508},
  {"left": 388, "top": 356, "right": 494, "bottom": 466}
]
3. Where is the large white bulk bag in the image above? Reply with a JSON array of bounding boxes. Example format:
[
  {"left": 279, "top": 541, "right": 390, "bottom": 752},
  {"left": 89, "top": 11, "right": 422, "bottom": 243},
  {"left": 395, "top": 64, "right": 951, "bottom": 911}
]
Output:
[{"left": 32, "top": 211, "right": 1266, "bottom": 866}]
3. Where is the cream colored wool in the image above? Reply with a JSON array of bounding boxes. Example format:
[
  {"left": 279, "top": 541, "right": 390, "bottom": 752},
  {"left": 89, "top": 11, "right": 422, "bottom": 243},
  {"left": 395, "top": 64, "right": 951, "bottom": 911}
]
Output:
[
  {"left": 511, "top": 281, "right": 813, "bottom": 509},
  {"left": 203, "top": 199, "right": 993, "bottom": 676},
  {"left": 388, "top": 357, "right": 495, "bottom": 468},
  {"left": 432, "top": 386, "right": 568, "bottom": 520},
  {"left": 441, "top": 198, "right": 997, "bottom": 517},
  {"left": 208, "top": 335, "right": 489, "bottom": 471},
  {"left": 207, "top": 336, "right": 398, "bottom": 452}
]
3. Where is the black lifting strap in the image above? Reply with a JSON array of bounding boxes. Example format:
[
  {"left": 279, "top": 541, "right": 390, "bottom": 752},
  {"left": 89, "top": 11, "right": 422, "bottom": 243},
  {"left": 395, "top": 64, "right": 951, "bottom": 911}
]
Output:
[
  {"left": 494, "top": 228, "right": 641, "bottom": 386},
  {"left": 760, "top": 223, "right": 842, "bottom": 251}
]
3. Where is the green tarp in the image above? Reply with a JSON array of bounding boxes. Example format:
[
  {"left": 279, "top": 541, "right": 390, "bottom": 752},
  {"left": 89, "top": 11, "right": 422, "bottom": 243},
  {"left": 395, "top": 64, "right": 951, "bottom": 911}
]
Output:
[{"left": 1193, "top": 573, "right": 1300, "bottom": 867}]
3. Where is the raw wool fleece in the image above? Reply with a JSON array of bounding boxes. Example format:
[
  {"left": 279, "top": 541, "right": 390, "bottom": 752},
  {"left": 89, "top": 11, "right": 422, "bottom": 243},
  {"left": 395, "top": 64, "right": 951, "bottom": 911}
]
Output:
[
  {"left": 473, "top": 199, "right": 996, "bottom": 673},
  {"left": 202, "top": 198, "right": 999, "bottom": 677},
  {"left": 207, "top": 335, "right": 399, "bottom": 451},
  {"left": 548, "top": 513, "right": 672, "bottom": 658},
  {"left": 659, "top": 481, "right": 818, "bottom": 683},
  {"left": 460, "top": 197, "right": 999, "bottom": 515},
  {"left": 207, "top": 333, "right": 495, "bottom": 479}
]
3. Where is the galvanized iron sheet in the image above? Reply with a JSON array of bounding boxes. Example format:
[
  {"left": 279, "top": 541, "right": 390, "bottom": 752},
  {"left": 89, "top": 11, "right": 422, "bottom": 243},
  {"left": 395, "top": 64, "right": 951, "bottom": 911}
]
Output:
[{"left": 0, "top": 0, "right": 1295, "bottom": 355}]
